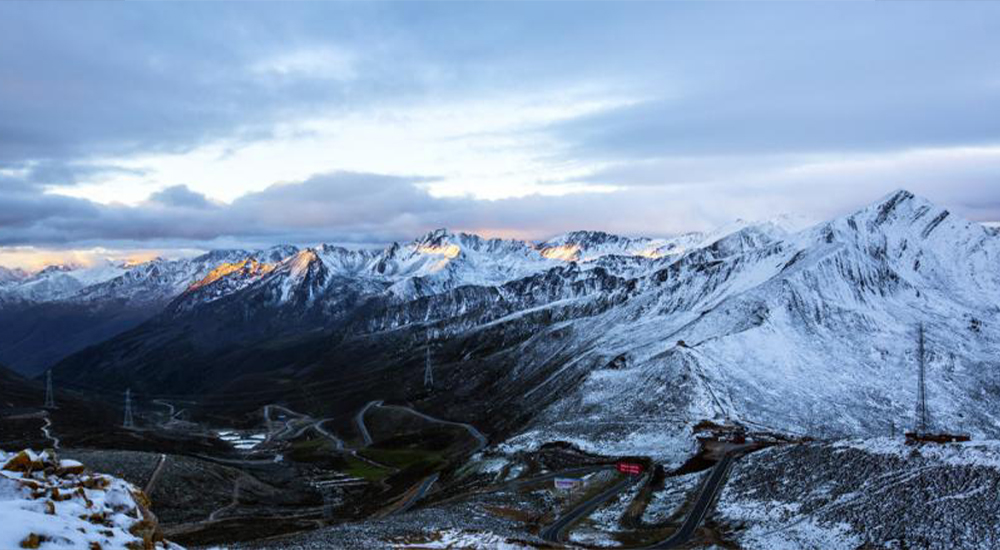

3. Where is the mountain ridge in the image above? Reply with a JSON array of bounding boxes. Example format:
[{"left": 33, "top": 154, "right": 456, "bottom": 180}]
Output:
[{"left": 32, "top": 190, "right": 1000, "bottom": 465}]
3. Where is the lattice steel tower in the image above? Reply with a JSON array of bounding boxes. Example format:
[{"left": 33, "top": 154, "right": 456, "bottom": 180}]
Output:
[
  {"left": 123, "top": 388, "right": 135, "bottom": 429},
  {"left": 44, "top": 370, "right": 56, "bottom": 409},
  {"left": 424, "top": 332, "right": 434, "bottom": 390},
  {"left": 915, "top": 324, "right": 929, "bottom": 435}
]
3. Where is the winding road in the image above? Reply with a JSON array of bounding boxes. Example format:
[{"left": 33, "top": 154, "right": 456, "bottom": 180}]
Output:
[
  {"left": 40, "top": 414, "right": 60, "bottom": 449},
  {"left": 144, "top": 453, "right": 168, "bottom": 495},
  {"left": 499, "top": 465, "right": 612, "bottom": 492},
  {"left": 377, "top": 403, "right": 488, "bottom": 452},
  {"left": 538, "top": 450, "right": 742, "bottom": 548},
  {"left": 539, "top": 474, "right": 639, "bottom": 544},
  {"left": 642, "top": 452, "right": 738, "bottom": 549},
  {"left": 353, "top": 400, "right": 381, "bottom": 447},
  {"left": 353, "top": 400, "right": 488, "bottom": 453},
  {"left": 389, "top": 473, "right": 441, "bottom": 517}
]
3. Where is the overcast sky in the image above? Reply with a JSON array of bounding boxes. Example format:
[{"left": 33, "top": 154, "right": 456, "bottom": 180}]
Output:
[{"left": 1, "top": 1, "right": 999, "bottom": 269}]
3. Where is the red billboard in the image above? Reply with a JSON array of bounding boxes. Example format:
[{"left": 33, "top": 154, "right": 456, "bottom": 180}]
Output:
[{"left": 616, "top": 461, "right": 644, "bottom": 475}]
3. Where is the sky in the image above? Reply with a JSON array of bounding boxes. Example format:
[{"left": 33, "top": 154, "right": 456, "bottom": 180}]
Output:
[{"left": 1, "top": 1, "right": 999, "bottom": 269}]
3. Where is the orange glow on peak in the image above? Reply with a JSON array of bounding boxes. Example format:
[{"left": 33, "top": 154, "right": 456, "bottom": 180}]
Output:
[
  {"left": 635, "top": 247, "right": 665, "bottom": 259},
  {"left": 539, "top": 244, "right": 581, "bottom": 262},
  {"left": 415, "top": 243, "right": 461, "bottom": 258},
  {"left": 188, "top": 258, "right": 275, "bottom": 291}
]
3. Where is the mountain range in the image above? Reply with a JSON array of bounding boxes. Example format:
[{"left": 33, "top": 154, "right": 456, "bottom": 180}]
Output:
[{"left": 2, "top": 190, "right": 998, "bottom": 463}]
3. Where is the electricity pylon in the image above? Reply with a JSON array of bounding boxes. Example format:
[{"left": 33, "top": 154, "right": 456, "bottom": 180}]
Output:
[
  {"left": 424, "top": 333, "right": 434, "bottom": 390},
  {"left": 915, "top": 324, "right": 929, "bottom": 435},
  {"left": 321, "top": 486, "right": 337, "bottom": 520},
  {"left": 44, "top": 370, "right": 56, "bottom": 409},
  {"left": 123, "top": 388, "right": 134, "bottom": 429}
]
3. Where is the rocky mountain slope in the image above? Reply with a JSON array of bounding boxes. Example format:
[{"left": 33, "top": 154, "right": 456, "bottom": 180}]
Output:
[
  {"left": 9, "top": 191, "right": 1000, "bottom": 465},
  {"left": 507, "top": 190, "right": 1000, "bottom": 464},
  {"left": 0, "top": 226, "right": 710, "bottom": 376}
]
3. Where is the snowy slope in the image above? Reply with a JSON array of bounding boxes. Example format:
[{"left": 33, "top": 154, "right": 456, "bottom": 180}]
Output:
[
  {"left": 0, "top": 223, "right": 770, "bottom": 312},
  {"left": 506, "top": 190, "right": 1000, "bottom": 461},
  {"left": 12, "top": 189, "right": 1000, "bottom": 465},
  {"left": 0, "top": 266, "right": 28, "bottom": 285},
  {"left": 0, "top": 260, "right": 141, "bottom": 303}
]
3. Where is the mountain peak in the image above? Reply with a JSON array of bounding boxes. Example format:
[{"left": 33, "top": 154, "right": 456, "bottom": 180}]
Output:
[
  {"left": 842, "top": 189, "right": 955, "bottom": 238},
  {"left": 414, "top": 228, "right": 455, "bottom": 244},
  {"left": 288, "top": 248, "right": 321, "bottom": 276}
]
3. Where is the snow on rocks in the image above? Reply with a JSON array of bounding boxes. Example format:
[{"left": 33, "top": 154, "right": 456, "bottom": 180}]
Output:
[
  {"left": 717, "top": 440, "right": 1000, "bottom": 550},
  {"left": 0, "top": 448, "right": 184, "bottom": 550},
  {"left": 833, "top": 437, "right": 1000, "bottom": 471},
  {"left": 390, "top": 528, "right": 532, "bottom": 549}
]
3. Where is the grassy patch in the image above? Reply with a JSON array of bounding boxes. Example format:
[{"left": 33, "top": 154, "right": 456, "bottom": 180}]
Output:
[
  {"left": 358, "top": 447, "right": 447, "bottom": 471},
  {"left": 286, "top": 437, "right": 337, "bottom": 462},
  {"left": 342, "top": 454, "right": 393, "bottom": 481}
]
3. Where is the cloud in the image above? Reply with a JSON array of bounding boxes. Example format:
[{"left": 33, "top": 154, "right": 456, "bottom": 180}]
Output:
[
  {"left": 146, "top": 185, "right": 216, "bottom": 209},
  {"left": 251, "top": 47, "right": 358, "bottom": 81},
  {"left": 1, "top": 1, "right": 999, "bottom": 261},
  {"left": 1, "top": 151, "right": 998, "bottom": 258}
]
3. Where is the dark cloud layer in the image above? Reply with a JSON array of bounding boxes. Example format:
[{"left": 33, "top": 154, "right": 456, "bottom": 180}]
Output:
[
  {"left": 0, "top": 2, "right": 998, "bottom": 253},
  {"left": 0, "top": 171, "right": 997, "bottom": 253}
]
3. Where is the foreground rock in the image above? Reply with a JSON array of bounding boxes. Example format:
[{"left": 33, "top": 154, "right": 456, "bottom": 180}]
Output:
[{"left": 0, "top": 448, "right": 184, "bottom": 550}]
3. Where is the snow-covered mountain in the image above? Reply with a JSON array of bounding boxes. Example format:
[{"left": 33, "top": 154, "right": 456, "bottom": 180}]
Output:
[
  {"left": 1, "top": 228, "right": 715, "bottom": 374},
  {"left": 10, "top": 190, "right": 1000, "bottom": 468},
  {"left": 0, "top": 266, "right": 28, "bottom": 285},
  {"left": 0, "top": 224, "right": 784, "bottom": 310},
  {"left": 0, "top": 263, "right": 124, "bottom": 303},
  {"left": 506, "top": 189, "right": 1000, "bottom": 464}
]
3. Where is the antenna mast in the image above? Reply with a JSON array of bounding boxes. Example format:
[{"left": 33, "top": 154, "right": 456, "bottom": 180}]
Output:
[
  {"left": 44, "top": 370, "right": 56, "bottom": 409},
  {"left": 123, "top": 388, "right": 135, "bottom": 429},
  {"left": 916, "top": 324, "right": 928, "bottom": 434}
]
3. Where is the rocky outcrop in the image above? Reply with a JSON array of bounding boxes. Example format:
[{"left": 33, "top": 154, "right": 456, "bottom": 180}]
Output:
[{"left": 0, "top": 449, "right": 183, "bottom": 550}]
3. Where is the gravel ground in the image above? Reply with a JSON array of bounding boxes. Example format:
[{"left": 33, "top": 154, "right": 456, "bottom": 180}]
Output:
[
  {"left": 60, "top": 448, "right": 161, "bottom": 488},
  {"left": 642, "top": 470, "right": 705, "bottom": 525},
  {"left": 716, "top": 440, "right": 1000, "bottom": 550},
  {"left": 217, "top": 499, "right": 545, "bottom": 549}
]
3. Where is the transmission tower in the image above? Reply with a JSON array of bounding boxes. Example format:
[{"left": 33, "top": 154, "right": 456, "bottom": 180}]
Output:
[
  {"left": 915, "top": 324, "right": 929, "bottom": 435},
  {"left": 43, "top": 370, "right": 56, "bottom": 409},
  {"left": 424, "top": 332, "right": 434, "bottom": 390},
  {"left": 123, "top": 388, "right": 135, "bottom": 429},
  {"left": 320, "top": 485, "right": 338, "bottom": 520}
]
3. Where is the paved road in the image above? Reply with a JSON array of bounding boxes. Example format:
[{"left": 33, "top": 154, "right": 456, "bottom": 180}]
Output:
[
  {"left": 539, "top": 474, "right": 638, "bottom": 543},
  {"left": 642, "top": 452, "right": 738, "bottom": 549},
  {"left": 353, "top": 400, "right": 382, "bottom": 447},
  {"left": 379, "top": 404, "right": 488, "bottom": 452},
  {"left": 538, "top": 451, "right": 740, "bottom": 547},
  {"left": 144, "top": 453, "right": 167, "bottom": 495},
  {"left": 153, "top": 399, "right": 175, "bottom": 418},
  {"left": 313, "top": 419, "right": 346, "bottom": 451},
  {"left": 353, "top": 400, "right": 487, "bottom": 452},
  {"left": 498, "top": 465, "right": 612, "bottom": 492},
  {"left": 192, "top": 454, "right": 281, "bottom": 468},
  {"left": 264, "top": 404, "right": 311, "bottom": 442},
  {"left": 208, "top": 477, "right": 242, "bottom": 522},
  {"left": 390, "top": 473, "right": 440, "bottom": 517},
  {"left": 261, "top": 404, "right": 348, "bottom": 451},
  {"left": 40, "top": 413, "right": 60, "bottom": 449}
]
